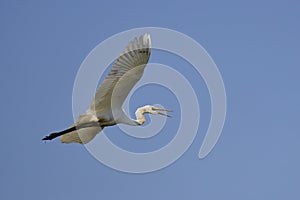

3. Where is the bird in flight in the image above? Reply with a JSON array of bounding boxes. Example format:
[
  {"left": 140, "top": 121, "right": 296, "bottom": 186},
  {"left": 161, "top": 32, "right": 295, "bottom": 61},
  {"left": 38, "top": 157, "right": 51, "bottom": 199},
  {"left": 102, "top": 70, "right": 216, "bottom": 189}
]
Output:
[{"left": 42, "top": 34, "right": 172, "bottom": 144}]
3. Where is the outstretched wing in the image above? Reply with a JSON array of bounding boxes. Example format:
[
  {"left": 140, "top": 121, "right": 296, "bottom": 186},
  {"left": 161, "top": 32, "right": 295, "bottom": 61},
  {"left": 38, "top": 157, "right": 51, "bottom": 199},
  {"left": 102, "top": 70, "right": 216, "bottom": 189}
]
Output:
[
  {"left": 89, "top": 34, "right": 151, "bottom": 114},
  {"left": 42, "top": 34, "right": 151, "bottom": 144}
]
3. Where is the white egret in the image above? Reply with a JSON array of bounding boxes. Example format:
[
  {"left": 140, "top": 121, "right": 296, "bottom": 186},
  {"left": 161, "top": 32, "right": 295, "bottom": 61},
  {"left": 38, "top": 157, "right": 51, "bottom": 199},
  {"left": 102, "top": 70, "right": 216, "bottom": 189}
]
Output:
[{"left": 42, "top": 34, "right": 172, "bottom": 144}]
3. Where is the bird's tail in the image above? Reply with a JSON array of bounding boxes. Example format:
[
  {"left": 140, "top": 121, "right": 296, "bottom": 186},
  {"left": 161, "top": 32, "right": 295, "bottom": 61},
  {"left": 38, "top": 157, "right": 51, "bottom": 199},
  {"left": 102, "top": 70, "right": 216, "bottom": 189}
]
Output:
[
  {"left": 42, "top": 126, "right": 102, "bottom": 144},
  {"left": 60, "top": 127, "right": 102, "bottom": 144}
]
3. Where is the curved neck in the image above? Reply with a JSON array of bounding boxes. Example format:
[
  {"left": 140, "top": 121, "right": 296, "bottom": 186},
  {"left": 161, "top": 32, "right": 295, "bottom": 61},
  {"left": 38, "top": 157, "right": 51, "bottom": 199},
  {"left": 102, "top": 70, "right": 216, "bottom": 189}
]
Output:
[
  {"left": 117, "top": 106, "right": 149, "bottom": 126},
  {"left": 135, "top": 107, "right": 147, "bottom": 125}
]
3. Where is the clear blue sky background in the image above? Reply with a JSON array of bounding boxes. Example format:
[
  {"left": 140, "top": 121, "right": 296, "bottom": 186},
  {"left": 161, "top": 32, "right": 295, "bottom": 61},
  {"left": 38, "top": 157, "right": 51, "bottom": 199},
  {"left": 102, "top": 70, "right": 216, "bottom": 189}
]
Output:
[{"left": 1, "top": 0, "right": 299, "bottom": 199}]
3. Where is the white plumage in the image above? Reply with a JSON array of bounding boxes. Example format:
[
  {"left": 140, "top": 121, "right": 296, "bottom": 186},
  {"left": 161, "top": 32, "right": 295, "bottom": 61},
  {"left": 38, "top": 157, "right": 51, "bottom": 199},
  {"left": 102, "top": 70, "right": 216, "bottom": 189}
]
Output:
[{"left": 43, "top": 34, "right": 171, "bottom": 144}]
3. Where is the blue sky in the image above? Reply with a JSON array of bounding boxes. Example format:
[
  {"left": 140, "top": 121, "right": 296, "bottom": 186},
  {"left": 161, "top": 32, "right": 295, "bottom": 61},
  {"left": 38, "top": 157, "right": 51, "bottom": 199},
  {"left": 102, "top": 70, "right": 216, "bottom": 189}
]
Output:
[{"left": 1, "top": 0, "right": 300, "bottom": 199}]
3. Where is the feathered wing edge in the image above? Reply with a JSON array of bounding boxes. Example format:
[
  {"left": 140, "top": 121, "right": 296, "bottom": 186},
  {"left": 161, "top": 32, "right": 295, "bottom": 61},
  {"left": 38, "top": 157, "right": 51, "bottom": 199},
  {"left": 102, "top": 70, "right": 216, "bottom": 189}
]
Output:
[{"left": 89, "top": 33, "right": 151, "bottom": 113}]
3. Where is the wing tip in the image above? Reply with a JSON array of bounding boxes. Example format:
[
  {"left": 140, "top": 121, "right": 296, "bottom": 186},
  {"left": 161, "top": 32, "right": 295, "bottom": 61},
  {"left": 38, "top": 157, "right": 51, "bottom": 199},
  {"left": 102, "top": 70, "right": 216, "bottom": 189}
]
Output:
[
  {"left": 144, "top": 33, "right": 151, "bottom": 48},
  {"left": 138, "top": 33, "right": 151, "bottom": 47}
]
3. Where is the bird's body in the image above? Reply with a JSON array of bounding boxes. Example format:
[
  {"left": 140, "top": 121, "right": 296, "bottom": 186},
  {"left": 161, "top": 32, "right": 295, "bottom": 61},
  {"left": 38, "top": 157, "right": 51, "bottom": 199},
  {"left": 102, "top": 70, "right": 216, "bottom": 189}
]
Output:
[{"left": 43, "top": 34, "right": 171, "bottom": 144}]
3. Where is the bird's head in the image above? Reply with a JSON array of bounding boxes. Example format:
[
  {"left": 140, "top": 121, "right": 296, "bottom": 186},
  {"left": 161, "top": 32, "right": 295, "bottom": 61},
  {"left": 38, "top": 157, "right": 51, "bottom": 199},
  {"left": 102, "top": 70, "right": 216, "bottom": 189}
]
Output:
[
  {"left": 141, "top": 105, "right": 172, "bottom": 117},
  {"left": 133, "top": 105, "right": 172, "bottom": 125}
]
